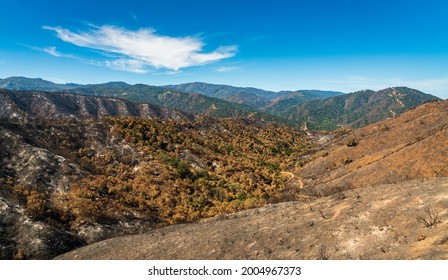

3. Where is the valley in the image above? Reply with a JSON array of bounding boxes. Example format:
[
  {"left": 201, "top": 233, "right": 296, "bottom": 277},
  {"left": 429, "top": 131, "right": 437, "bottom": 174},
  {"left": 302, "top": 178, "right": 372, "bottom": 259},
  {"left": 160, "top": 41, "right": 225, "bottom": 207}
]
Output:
[{"left": 0, "top": 78, "right": 446, "bottom": 260}]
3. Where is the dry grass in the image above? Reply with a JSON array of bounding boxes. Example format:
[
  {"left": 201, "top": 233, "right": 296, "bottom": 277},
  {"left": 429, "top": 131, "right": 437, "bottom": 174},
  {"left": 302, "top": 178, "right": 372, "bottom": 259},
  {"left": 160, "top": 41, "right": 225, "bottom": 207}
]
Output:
[{"left": 299, "top": 100, "right": 448, "bottom": 194}]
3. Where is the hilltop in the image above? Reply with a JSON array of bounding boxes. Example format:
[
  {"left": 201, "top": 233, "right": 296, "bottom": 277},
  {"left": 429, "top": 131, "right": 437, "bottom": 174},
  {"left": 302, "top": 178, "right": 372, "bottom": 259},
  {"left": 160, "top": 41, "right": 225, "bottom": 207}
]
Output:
[
  {"left": 283, "top": 87, "right": 439, "bottom": 130},
  {"left": 0, "top": 77, "right": 81, "bottom": 91}
]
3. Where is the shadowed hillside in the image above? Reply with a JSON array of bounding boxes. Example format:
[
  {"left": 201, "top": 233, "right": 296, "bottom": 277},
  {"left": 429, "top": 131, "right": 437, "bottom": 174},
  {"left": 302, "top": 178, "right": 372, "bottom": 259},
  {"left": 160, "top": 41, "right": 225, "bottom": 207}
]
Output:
[{"left": 0, "top": 89, "right": 193, "bottom": 122}]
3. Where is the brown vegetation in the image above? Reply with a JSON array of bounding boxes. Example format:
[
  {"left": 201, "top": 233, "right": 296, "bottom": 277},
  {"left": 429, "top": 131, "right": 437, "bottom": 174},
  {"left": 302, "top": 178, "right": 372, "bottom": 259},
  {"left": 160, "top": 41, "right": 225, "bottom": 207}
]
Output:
[
  {"left": 51, "top": 117, "right": 312, "bottom": 228},
  {"left": 56, "top": 178, "right": 448, "bottom": 260},
  {"left": 1, "top": 115, "right": 314, "bottom": 257}
]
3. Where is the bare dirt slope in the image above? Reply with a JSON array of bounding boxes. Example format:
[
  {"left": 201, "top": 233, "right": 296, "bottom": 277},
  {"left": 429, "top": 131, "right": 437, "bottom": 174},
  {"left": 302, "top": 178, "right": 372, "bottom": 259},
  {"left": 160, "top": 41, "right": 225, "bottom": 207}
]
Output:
[
  {"left": 56, "top": 177, "right": 448, "bottom": 260},
  {"left": 299, "top": 100, "right": 448, "bottom": 196}
]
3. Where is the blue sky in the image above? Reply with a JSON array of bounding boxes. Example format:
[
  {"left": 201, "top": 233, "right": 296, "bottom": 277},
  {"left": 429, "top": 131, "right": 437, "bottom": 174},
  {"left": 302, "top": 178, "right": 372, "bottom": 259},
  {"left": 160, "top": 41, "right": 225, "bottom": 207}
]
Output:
[{"left": 1, "top": 0, "right": 448, "bottom": 98}]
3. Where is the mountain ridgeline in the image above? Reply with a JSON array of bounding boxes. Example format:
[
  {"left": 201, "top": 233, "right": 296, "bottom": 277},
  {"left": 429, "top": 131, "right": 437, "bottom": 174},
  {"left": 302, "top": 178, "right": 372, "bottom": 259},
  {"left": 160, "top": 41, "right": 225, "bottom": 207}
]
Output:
[
  {"left": 284, "top": 87, "right": 440, "bottom": 130},
  {"left": 165, "top": 82, "right": 345, "bottom": 111},
  {"left": 63, "top": 83, "right": 287, "bottom": 124},
  {"left": 0, "top": 77, "right": 441, "bottom": 130},
  {"left": 0, "top": 89, "right": 193, "bottom": 122},
  {"left": 0, "top": 76, "right": 81, "bottom": 91}
]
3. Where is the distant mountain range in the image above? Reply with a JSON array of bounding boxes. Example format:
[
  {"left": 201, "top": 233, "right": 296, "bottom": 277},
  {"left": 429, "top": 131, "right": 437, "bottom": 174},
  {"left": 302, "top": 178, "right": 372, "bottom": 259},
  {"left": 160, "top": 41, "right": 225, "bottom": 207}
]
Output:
[
  {"left": 165, "top": 82, "right": 344, "bottom": 110},
  {"left": 63, "top": 83, "right": 287, "bottom": 124},
  {"left": 0, "top": 76, "right": 441, "bottom": 130},
  {"left": 283, "top": 87, "right": 440, "bottom": 130},
  {"left": 165, "top": 82, "right": 280, "bottom": 102},
  {"left": 0, "top": 76, "right": 81, "bottom": 91}
]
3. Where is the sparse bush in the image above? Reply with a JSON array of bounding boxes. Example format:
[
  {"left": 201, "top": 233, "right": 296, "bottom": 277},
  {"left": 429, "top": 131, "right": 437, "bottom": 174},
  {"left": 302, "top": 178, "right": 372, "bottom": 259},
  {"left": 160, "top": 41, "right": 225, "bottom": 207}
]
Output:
[
  {"left": 342, "top": 157, "right": 353, "bottom": 164},
  {"left": 379, "top": 124, "right": 390, "bottom": 131},
  {"left": 14, "top": 248, "right": 26, "bottom": 260},
  {"left": 320, "top": 150, "right": 329, "bottom": 157},
  {"left": 13, "top": 185, "right": 50, "bottom": 220},
  {"left": 11, "top": 116, "right": 317, "bottom": 231},
  {"left": 318, "top": 208, "right": 326, "bottom": 219},
  {"left": 25, "top": 190, "right": 47, "bottom": 218},
  {"left": 333, "top": 192, "right": 346, "bottom": 200},
  {"left": 416, "top": 208, "right": 441, "bottom": 228},
  {"left": 317, "top": 244, "right": 330, "bottom": 260},
  {"left": 346, "top": 139, "right": 358, "bottom": 147},
  {"left": 306, "top": 221, "right": 315, "bottom": 227}
]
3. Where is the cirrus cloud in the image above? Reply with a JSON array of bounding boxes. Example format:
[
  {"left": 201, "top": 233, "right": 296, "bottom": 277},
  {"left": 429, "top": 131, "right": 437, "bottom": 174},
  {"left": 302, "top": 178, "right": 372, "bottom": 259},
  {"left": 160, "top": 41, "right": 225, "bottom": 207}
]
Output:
[
  {"left": 43, "top": 25, "right": 237, "bottom": 73},
  {"left": 42, "top": 46, "right": 74, "bottom": 58},
  {"left": 215, "top": 66, "right": 240, "bottom": 73}
]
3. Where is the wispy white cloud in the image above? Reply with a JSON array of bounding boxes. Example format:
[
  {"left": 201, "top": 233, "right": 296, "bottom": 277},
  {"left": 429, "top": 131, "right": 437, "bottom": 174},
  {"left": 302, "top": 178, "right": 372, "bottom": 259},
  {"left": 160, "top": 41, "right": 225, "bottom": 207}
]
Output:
[
  {"left": 104, "top": 58, "right": 148, "bottom": 73},
  {"left": 43, "top": 25, "right": 237, "bottom": 73},
  {"left": 165, "top": 70, "right": 182, "bottom": 75},
  {"left": 215, "top": 66, "right": 240, "bottom": 73},
  {"left": 42, "top": 46, "right": 73, "bottom": 58},
  {"left": 25, "top": 44, "right": 74, "bottom": 58}
]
